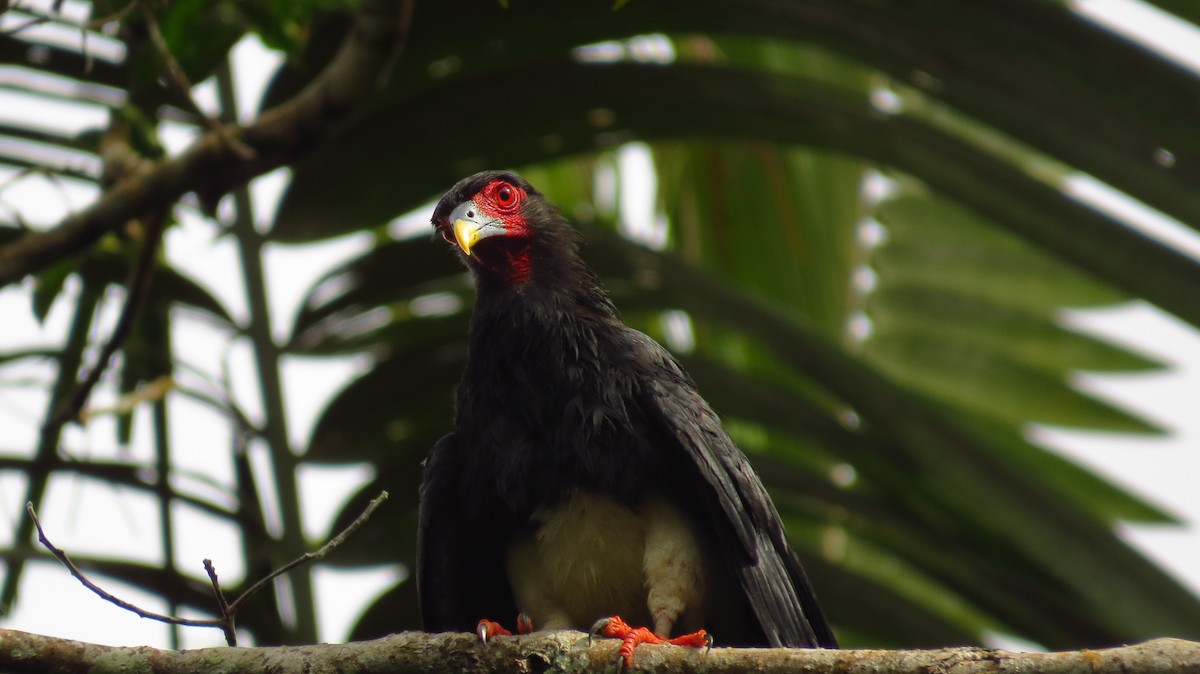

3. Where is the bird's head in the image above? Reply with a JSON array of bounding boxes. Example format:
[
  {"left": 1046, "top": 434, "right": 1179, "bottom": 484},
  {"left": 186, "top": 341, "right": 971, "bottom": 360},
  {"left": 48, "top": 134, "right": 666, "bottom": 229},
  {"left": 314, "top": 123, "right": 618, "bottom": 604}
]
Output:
[
  {"left": 432, "top": 170, "right": 617, "bottom": 318},
  {"left": 432, "top": 170, "right": 563, "bottom": 284}
]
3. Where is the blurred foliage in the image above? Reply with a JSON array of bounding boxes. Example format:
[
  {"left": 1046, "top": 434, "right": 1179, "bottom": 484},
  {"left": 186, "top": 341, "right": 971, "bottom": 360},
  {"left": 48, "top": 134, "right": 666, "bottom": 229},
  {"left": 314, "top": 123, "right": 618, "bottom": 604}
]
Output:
[{"left": 2, "top": 0, "right": 1200, "bottom": 650}]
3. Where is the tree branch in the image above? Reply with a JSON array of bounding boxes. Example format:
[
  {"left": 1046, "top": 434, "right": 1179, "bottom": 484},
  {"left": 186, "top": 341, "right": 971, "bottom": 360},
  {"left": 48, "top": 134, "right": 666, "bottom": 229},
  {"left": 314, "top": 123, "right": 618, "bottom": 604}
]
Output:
[
  {"left": 0, "top": 629, "right": 1196, "bottom": 674},
  {"left": 0, "top": 0, "right": 414, "bottom": 287}
]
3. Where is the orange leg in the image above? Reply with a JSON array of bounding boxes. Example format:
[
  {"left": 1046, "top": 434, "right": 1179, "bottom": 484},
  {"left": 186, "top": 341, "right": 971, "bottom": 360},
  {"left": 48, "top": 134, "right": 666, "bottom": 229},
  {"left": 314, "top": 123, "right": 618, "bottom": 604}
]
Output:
[{"left": 591, "top": 615, "right": 712, "bottom": 669}]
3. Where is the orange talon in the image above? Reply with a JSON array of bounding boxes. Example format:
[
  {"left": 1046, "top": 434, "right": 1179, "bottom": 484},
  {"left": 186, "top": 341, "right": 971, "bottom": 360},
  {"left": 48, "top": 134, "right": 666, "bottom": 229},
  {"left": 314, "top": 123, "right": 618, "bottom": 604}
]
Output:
[
  {"left": 592, "top": 615, "right": 712, "bottom": 669},
  {"left": 476, "top": 619, "right": 512, "bottom": 643},
  {"left": 516, "top": 612, "right": 535, "bottom": 635},
  {"left": 667, "top": 630, "right": 713, "bottom": 650},
  {"left": 477, "top": 614, "right": 533, "bottom": 642}
]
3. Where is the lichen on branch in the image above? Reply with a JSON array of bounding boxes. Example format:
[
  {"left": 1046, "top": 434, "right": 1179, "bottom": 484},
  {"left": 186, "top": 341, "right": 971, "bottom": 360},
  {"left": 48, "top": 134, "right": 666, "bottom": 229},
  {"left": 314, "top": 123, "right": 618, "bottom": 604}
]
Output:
[{"left": 0, "top": 629, "right": 1198, "bottom": 674}]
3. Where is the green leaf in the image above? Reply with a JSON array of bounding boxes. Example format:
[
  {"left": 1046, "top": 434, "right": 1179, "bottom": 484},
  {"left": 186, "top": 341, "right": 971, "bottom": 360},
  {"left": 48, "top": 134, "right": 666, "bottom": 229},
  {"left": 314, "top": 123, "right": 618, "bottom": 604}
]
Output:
[
  {"left": 866, "top": 286, "right": 1164, "bottom": 375},
  {"left": 786, "top": 518, "right": 998, "bottom": 647},
  {"left": 873, "top": 194, "right": 1127, "bottom": 311},
  {"left": 288, "top": 237, "right": 465, "bottom": 351},
  {"left": 863, "top": 190, "right": 1163, "bottom": 434},
  {"left": 31, "top": 258, "right": 73, "bottom": 323},
  {"left": 305, "top": 353, "right": 457, "bottom": 464},
  {"left": 655, "top": 141, "right": 864, "bottom": 340},
  {"left": 271, "top": 59, "right": 1200, "bottom": 333},
  {"left": 865, "top": 332, "right": 1163, "bottom": 433},
  {"left": 153, "top": 0, "right": 246, "bottom": 86},
  {"left": 87, "top": 248, "right": 236, "bottom": 326},
  {"left": 958, "top": 418, "right": 1177, "bottom": 525},
  {"left": 585, "top": 230, "right": 1200, "bottom": 641}
]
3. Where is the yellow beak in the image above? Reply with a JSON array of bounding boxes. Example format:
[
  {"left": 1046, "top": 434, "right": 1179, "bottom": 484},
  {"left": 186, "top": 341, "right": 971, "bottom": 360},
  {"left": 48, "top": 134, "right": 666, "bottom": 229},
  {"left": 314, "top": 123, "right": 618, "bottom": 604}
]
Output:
[{"left": 453, "top": 218, "right": 481, "bottom": 256}]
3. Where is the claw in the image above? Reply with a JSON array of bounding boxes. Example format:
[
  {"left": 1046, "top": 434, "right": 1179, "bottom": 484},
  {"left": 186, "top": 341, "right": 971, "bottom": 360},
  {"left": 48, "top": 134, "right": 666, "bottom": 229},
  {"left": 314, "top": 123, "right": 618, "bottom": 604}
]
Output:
[
  {"left": 476, "top": 619, "right": 512, "bottom": 644},
  {"left": 588, "top": 617, "right": 613, "bottom": 646}
]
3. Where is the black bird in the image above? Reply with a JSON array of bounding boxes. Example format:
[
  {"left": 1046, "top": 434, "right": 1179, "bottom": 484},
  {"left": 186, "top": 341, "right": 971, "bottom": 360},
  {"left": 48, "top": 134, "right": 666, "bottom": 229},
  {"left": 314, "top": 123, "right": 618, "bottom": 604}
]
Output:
[{"left": 417, "top": 170, "right": 837, "bottom": 664}]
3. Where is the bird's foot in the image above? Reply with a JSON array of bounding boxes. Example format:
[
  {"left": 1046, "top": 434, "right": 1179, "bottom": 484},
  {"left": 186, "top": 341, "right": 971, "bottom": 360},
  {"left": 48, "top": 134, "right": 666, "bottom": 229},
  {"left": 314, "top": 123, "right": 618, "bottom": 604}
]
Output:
[
  {"left": 476, "top": 619, "right": 510, "bottom": 642},
  {"left": 476, "top": 613, "right": 534, "bottom": 643},
  {"left": 590, "top": 615, "right": 712, "bottom": 669},
  {"left": 517, "top": 613, "right": 534, "bottom": 634}
]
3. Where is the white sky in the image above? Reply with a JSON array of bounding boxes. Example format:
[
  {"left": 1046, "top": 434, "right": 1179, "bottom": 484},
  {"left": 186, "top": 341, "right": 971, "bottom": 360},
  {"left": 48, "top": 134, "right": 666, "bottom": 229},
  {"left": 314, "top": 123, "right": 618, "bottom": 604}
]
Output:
[{"left": 0, "top": 0, "right": 1197, "bottom": 651}]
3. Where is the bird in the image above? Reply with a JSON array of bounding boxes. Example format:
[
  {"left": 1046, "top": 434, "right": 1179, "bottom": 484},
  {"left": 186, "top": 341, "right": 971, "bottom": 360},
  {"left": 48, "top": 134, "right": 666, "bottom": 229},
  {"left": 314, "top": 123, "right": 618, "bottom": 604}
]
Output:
[{"left": 417, "top": 170, "right": 837, "bottom": 666}]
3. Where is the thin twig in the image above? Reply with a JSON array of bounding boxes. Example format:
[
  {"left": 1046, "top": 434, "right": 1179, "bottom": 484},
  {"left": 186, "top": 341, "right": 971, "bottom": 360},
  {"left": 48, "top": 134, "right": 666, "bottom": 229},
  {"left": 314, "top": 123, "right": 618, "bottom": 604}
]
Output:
[
  {"left": 26, "top": 502, "right": 223, "bottom": 628},
  {"left": 139, "top": 1, "right": 255, "bottom": 160},
  {"left": 227, "top": 491, "right": 390, "bottom": 613},
  {"left": 203, "top": 559, "right": 237, "bottom": 646},
  {"left": 28, "top": 491, "right": 390, "bottom": 635}
]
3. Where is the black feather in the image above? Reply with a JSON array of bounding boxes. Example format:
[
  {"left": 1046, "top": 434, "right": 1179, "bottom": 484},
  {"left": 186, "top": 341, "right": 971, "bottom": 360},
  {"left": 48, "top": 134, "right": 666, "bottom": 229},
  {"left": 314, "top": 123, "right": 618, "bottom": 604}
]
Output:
[{"left": 417, "top": 171, "right": 837, "bottom": 648}]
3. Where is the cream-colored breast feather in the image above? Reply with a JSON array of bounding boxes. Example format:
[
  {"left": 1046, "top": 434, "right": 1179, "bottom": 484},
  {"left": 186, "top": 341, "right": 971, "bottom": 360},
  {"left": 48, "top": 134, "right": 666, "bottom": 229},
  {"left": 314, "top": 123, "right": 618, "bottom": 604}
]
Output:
[{"left": 505, "top": 490, "right": 707, "bottom": 636}]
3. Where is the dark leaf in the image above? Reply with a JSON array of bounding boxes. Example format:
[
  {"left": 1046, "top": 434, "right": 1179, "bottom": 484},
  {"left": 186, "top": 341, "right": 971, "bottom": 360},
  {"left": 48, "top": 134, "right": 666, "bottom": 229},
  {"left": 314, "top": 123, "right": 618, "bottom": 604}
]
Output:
[
  {"left": 31, "top": 258, "right": 73, "bottom": 323},
  {"left": 348, "top": 578, "right": 421, "bottom": 641}
]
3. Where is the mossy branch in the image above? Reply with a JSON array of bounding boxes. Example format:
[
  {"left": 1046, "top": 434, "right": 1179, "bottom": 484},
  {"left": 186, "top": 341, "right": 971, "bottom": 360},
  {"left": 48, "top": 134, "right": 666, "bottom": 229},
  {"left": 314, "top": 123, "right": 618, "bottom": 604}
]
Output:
[{"left": 0, "top": 629, "right": 1197, "bottom": 674}]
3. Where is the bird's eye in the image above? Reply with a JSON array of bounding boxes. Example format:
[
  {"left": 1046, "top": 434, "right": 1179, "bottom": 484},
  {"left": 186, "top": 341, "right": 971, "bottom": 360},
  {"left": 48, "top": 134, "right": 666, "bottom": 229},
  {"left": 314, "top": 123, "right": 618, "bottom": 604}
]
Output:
[{"left": 496, "top": 184, "right": 516, "bottom": 207}]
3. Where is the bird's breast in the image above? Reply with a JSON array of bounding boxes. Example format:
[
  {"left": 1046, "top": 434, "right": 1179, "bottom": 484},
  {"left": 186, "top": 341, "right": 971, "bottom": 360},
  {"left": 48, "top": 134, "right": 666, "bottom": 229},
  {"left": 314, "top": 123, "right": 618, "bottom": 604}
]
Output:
[{"left": 504, "top": 490, "right": 708, "bottom": 634}]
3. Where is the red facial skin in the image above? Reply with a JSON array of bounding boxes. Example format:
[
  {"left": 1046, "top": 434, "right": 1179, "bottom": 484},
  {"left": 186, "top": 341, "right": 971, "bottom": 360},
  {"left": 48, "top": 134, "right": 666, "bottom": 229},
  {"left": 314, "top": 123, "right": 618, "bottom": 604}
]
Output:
[
  {"left": 449, "top": 179, "right": 533, "bottom": 283},
  {"left": 475, "top": 179, "right": 527, "bottom": 225}
]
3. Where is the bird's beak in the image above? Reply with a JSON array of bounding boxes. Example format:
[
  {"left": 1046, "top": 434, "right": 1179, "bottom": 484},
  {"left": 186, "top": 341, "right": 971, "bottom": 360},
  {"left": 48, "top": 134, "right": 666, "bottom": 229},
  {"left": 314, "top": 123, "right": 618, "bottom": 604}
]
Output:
[
  {"left": 453, "top": 218, "right": 480, "bottom": 256},
  {"left": 448, "top": 200, "right": 503, "bottom": 257}
]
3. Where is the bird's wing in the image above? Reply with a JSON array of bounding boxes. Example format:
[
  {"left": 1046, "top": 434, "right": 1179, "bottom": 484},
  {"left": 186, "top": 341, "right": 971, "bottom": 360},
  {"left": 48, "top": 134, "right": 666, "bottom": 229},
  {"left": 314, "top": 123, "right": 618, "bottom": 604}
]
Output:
[
  {"left": 630, "top": 330, "right": 837, "bottom": 648},
  {"left": 416, "top": 433, "right": 464, "bottom": 630},
  {"left": 417, "top": 433, "right": 517, "bottom": 632}
]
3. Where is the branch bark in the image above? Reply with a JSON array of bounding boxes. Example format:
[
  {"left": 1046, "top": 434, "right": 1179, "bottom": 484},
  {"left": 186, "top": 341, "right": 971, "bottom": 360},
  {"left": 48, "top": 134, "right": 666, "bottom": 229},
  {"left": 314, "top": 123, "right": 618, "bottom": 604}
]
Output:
[
  {"left": 0, "top": 629, "right": 1197, "bottom": 674},
  {"left": 0, "top": 0, "right": 413, "bottom": 288}
]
